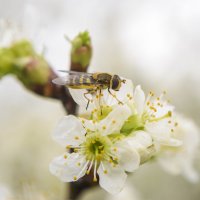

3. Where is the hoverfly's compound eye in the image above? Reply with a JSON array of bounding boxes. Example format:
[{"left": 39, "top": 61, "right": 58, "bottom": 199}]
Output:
[{"left": 111, "top": 75, "right": 121, "bottom": 91}]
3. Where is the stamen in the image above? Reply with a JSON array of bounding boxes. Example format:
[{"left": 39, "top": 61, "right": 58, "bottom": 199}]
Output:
[
  {"left": 86, "top": 159, "right": 94, "bottom": 175},
  {"left": 101, "top": 162, "right": 108, "bottom": 174},
  {"left": 149, "top": 111, "right": 172, "bottom": 122},
  {"left": 93, "top": 160, "right": 98, "bottom": 182}
]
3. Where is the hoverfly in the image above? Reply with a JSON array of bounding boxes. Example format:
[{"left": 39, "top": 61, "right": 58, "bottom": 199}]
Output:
[{"left": 52, "top": 70, "right": 126, "bottom": 109}]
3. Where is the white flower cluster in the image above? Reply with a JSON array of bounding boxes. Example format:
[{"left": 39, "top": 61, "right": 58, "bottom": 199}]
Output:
[{"left": 49, "top": 79, "right": 200, "bottom": 194}]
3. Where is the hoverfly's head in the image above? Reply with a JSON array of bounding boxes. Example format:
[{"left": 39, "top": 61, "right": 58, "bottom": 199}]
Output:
[{"left": 110, "top": 75, "right": 126, "bottom": 91}]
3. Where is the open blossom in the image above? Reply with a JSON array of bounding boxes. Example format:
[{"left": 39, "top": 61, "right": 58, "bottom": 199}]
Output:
[
  {"left": 125, "top": 85, "right": 182, "bottom": 149},
  {"left": 158, "top": 114, "right": 200, "bottom": 182},
  {"left": 49, "top": 105, "right": 140, "bottom": 194},
  {"left": 69, "top": 80, "right": 182, "bottom": 151},
  {"left": 50, "top": 77, "right": 193, "bottom": 194}
]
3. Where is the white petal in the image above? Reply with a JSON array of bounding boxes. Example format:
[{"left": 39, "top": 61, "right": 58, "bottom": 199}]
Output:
[
  {"left": 133, "top": 85, "right": 145, "bottom": 115},
  {"left": 78, "top": 117, "right": 96, "bottom": 132},
  {"left": 113, "top": 141, "right": 140, "bottom": 172},
  {"left": 98, "top": 104, "right": 132, "bottom": 135},
  {"left": 127, "top": 131, "right": 152, "bottom": 150},
  {"left": 49, "top": 153, "right": 87, "bottom": 182},
  {"left": 53, "top": 115, "right": 86, "bottom": 147},
  {"left": 98, "top": 162, "right": 127, "bottom": 195},
  {"left": 69, "top": 88, "right": 95, "bottom": 110}
]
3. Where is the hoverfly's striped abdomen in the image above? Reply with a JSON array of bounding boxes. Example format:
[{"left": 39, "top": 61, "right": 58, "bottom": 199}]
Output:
[{"left": 69, "top": 74, "right": 96, "bottom": 89}]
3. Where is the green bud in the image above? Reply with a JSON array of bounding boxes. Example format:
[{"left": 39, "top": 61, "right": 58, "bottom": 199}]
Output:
[
  {"left": 70, "top": 31, "right": 92, "bottom": 70},
  {"left": 0, "top": 40, "right": 50, "bottom": 85}
]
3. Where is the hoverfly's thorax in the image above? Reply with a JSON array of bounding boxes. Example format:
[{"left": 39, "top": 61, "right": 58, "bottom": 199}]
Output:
[{"left": 93, "top": 73, "right": 112, "bottom": 85}]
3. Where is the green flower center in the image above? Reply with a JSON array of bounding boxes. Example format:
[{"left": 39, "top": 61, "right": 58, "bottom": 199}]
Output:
[
  {"left": 83, "top": 132, "right": 112, "bottom": 161},
  {"left": 120, "top": 111, "right": 172, "bottom": 136}
]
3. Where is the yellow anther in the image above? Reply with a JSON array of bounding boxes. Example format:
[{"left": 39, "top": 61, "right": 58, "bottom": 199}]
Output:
[
  {"left": 104, "top": 170, "right": 108, "bottom": 174},
  {"left": 127, "top": 93, "right": 131, "bottom": 97},
  {"left": 168, "top": 111, "right": 172, "bottom": 117},
  {"left": 114, "top": 157, "right": 118, "bottom": 161},
  {"left": 74, "top": 148, "right": 79, "bottom": 153},
  {"left": 66, "top": 145, "right": 71, "bottom": 150},
  {"left": 174, "top": 122, "right": 178, "bottom": 127},
  {"left": 74, "top": 136, "right": 79, "bottom": 140},
  {"left": 157, "top": 97, "right": 160, "bottom": 101},
  {"left": 171, "top": 129, "right": 174, "bottom": 132},
  {"left": 96, "top": 95, "right": 99, "bottom": 99},
  {"left": 64, "top": 155, "right": 68, "bottom": 159},
  {"left": 163, "top": 90, "right": 167, "bottom": 95},
  {"left": 73, "top": 176, "right": 77, "bottom": 181},
  {"left": 81, "top": 120, "right": 85, "bottom": 124},
  {"left": 102, "top": 126, "right": 106, "bottom": 130},
  {"left": 168, "top": 120, "right": 171, "bottom": 124},
  {"left": 112, "top": 120, "right": 116, "bottom": 124},
  {"left": 150, "top": 91, "right": 154, "bottom": 96},
  {"left": 113, "top": 147, "right": 117, "bottom": 152},
  {"left": 150, "top": 106, "right": 157, "bottom": 112},
  {"left": 86, "top": 170, "right": 90, "bottom": 175},
  {"left": 77, "top": 162, "right": 81, "bottom": 167},
  {"left": 93, "top": 177, "right": 97, "bottom": 182}
]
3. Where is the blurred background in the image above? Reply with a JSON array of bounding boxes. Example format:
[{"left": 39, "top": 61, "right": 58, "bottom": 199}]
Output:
[{"left": 0, "top": 0, "right": 200, "bottom": 199}]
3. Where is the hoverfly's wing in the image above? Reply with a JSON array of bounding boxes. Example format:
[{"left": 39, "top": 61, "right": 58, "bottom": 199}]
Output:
[
  {"left": 52, "top": 73, "right": 99, "bottom": 89},
  {"left": 52, "top": 76, "right": 69, "bottom": 85},
  {"left": 58, "top": 70, "right": 93, "bottom": 76}
]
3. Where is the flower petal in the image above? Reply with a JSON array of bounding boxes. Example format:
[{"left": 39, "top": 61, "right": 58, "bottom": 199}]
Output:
[
  {"left": 98, "top": 162, "right": 127, "bottom": 195},
  {"left": 127, "top": 131, "right": 153, "bottom": 150},
  {"left": 113, "top": 141, "right": 140, "bottom": 172},
  {"left": 53, "top": 115, "right": 86, "bottom": 147},
  {"left": 49, "top": 153, "right": 87, "bottom": 182},
  {"left": 98, "top": 104, "right": 132, "bottom": 135},
  {"left": 133, "top": 85, "right": 145, "bottom": 115},
  {"left": 69, "top": 88, "right": 95, "bottom": 110},
  {"left": 145, "top": 120, "right": 182, "bottom": 147}
]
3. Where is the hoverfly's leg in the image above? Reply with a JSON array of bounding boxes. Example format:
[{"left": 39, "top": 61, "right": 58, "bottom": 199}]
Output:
[
  {"left": 99, "top": 88, "right": 103, "bottom": 115},
  {"left": 108, "top": 88, "right": 123, "bottom": 105},
  {"left": 84, "top": 91, "right": 91, "bottom": 110}
]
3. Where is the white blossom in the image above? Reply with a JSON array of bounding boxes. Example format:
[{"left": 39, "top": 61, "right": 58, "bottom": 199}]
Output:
[
  {"left": 158, "top": 114, "right": 200, "bottom": 182},
  {"left": 129, "top": 85, "right": 182, "bottom": 149},
  {"left": 49, "top": 104, "right": 140, "bottom": 195}
]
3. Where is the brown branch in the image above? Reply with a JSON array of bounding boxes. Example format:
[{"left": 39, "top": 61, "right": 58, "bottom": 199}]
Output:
[{"left": 0, "top": 31, "right": 96, "bottom": 200}]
